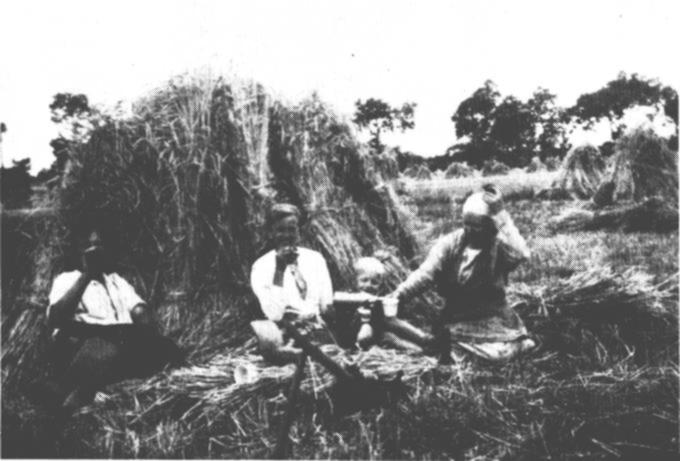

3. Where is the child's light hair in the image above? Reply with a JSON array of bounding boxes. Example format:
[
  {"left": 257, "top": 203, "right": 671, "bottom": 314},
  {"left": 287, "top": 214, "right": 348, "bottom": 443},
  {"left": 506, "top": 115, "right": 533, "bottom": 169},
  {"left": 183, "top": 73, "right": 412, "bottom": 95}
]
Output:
[{"left": 354, "top": 256, "right": 386, "bottom": 279}]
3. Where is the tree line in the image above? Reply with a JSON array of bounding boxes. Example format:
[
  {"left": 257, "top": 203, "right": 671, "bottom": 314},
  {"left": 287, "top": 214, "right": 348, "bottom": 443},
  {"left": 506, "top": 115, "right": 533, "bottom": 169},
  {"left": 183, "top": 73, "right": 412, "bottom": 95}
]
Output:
[
  {"left": 353, "top": 72, "right": 678, "bottom": 171},
  {"left": 1, "top": 72, "right": 677, "bottom": 209}
]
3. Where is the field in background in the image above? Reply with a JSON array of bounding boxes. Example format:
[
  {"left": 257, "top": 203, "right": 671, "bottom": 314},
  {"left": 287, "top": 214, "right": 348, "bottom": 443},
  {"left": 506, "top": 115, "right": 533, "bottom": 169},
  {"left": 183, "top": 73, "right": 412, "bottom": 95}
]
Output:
[{"left": 399, "top": 170, "right": 559, "bottom": 204}]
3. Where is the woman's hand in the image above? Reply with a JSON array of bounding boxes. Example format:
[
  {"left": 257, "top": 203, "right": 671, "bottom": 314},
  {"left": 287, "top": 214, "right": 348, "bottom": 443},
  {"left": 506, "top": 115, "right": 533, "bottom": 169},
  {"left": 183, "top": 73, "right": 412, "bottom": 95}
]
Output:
[{"left": 481, "top": 183, "right": 504, "bottom": 215}]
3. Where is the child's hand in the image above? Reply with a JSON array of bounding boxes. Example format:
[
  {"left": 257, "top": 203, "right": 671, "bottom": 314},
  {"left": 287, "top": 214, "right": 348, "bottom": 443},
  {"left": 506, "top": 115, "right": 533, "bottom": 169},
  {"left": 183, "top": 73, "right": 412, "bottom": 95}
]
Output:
[{"left": 357, "top": 323, "right": 373, "bottom": 349}]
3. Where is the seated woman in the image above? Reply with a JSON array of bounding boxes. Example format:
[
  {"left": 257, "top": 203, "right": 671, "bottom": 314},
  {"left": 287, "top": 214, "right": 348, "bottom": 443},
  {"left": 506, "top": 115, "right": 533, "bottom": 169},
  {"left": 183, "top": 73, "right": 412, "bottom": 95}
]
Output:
[
  {"left": 389, "top": 185, "right": 536, "bottom": 362},
  {"left": 42, "top": 224, "right": 183, "bottom": 414},
  {"left": 334, "top": 256, "right": 433, "bottom": 352},
  {"left": 250, "top": 203, "right": 334, "bottom": 364}
]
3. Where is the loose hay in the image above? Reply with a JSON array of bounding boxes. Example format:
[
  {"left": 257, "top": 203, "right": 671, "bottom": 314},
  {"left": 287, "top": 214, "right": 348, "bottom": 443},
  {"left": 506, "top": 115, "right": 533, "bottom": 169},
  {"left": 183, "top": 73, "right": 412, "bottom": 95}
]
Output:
[
  {"left": 81, "top": 266, "right": 675, "bottom": 427},
  {"left": 28, "top": 264, "right": 674, "bottom": 458},
  {"left": 85, "top": 341, "right": 438, "bottom": 427}
]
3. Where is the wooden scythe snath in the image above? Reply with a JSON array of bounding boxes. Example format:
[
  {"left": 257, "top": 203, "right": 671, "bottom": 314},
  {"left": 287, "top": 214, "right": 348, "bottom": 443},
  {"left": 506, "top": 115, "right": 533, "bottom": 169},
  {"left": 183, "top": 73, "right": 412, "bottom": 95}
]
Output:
[{"left": 271, "top": 320, "right": 405, "bottom": 459}]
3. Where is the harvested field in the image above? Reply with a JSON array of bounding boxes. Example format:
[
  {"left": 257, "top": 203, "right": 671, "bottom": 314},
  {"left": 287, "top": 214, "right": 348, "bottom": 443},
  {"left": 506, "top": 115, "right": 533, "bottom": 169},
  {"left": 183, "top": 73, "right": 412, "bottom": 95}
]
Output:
[{"left": 2, "top": 79, "right": 678, "bottom": 459}]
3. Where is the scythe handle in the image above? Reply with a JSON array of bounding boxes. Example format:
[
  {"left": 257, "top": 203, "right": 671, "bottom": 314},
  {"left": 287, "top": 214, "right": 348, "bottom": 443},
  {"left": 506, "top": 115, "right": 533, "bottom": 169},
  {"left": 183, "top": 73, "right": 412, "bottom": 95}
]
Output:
[
  {"left": 280, "top": 319, "right": 356, "bottom": 382},
  {"left": 272, "top": 351, "right": 307, "bottom": 459}
]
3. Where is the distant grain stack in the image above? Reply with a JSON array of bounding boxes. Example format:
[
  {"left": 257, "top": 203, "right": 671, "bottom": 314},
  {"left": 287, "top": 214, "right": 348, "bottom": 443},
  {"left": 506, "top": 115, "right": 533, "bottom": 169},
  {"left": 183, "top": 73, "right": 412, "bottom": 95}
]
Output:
[
  {"left": 526, "top": 156, "right": 547, "bottom": 173},
  {"left": 549, "top": 129, "right": 678, "bottom": 232},
  {"left": 598, "top": 127, "right": 678, "bottom": 208},
  {"left": 481, "top": 159, "right": 510, "bottom": 176},
  {"left": 403, "top": 165, "right": 432, "bottom": 180},
  {"left": 444, "top": 162, "right": 475, "bottom": 178},
  {"left": 553, "top": 144, "right": 606, "bottom": 199}
]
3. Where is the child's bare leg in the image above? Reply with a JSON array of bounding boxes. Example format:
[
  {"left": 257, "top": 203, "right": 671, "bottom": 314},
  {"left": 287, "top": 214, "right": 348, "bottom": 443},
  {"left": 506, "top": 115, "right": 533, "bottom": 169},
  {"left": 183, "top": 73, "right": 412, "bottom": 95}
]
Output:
[
  {"left": 383, "top": 317, "right": 433, "bottom": 347},
  {"left": 380, "top": 331, "right": 423, "bottom": 352}
]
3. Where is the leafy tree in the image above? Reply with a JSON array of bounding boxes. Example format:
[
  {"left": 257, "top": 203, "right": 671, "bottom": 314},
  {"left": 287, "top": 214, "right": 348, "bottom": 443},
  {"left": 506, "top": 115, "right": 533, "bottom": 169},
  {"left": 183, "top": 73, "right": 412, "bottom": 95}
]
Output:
[
  {"left": 527, "top": 88, "right": 570, "bottom": 160},
  {"left": 450, "top": 82, "right": 569, "bottom": 167},
  {"left": 1, "top": 158, "right": 32, "bottom": 209},
  {"left": 353, "top": 98, "right": 416, "bottom": 152},
  {"left": 451, "top": 80, "right": 499, "bottom": 144},
  {"left": 46, "top": 93, "right": 98, "bottom": 179},
  {"left": 490, "top": 96, "right": 536, "bottom": 166},
  {"left": 568, "top": 72, "right": 677, "bottom": 139}
]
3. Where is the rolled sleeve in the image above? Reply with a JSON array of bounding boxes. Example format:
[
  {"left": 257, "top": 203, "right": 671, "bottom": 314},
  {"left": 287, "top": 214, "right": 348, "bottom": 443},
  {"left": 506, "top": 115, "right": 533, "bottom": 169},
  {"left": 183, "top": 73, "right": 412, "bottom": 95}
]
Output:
[
  {"left": 47, "top": 271, "right": 79, "bottom": 320},
  {"left": 395, "top": 234, "right": 454, "bottom": 301},
  {"left": 112, "top": 275, "right": 146, "bottom": 312},
  {"left": 495, "top": 211, "right": 530, "bottom": 271}
]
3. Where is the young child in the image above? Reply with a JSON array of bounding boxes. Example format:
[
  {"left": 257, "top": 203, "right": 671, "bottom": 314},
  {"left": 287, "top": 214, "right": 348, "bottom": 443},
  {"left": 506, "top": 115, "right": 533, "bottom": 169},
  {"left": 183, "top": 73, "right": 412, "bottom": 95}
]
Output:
[{"left": 349, "top": 256, "right": 433, "bottom": 351}]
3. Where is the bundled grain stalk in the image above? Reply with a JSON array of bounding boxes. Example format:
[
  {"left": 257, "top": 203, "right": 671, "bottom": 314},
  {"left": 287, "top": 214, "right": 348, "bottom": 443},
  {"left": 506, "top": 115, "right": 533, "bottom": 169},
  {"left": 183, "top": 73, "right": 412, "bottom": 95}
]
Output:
[
  {"left": 602, "top": 127, "right": 678, "bottom": 208},
  {"left": 511, "top": 265, "right": 675, "bottom": 322},
  {"left": 444, "top": 162, "right": 476, "bottom": 178},
  {"left": 526, "top": 156, "right": 547, "bottom": 173},
  {"left": 553, "top": 144, "right": 606, "bottom": 199},
  {"left": 550, "top": 129, "right": 678, "bottom": 232},
  {"left": 481, "top": 159, "right": 510, "bottom": 177}
]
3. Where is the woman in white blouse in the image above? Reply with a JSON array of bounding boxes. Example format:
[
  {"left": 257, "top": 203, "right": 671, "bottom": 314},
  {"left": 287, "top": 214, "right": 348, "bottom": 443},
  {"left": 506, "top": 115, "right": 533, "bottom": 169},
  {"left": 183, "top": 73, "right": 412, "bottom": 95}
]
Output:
[{"left": 250, "top": 203, "right": 334, "bottom": 363}]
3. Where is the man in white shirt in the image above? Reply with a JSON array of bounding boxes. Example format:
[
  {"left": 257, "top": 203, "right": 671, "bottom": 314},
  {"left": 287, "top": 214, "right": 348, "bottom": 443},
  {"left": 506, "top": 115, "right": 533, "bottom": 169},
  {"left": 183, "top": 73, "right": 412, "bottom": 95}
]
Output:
[
  {"left": 42, "top": 225, "right": 182, "bottom": 413},
  {"left": 250, "top": 203, "right": 333, "bottom": 363}
]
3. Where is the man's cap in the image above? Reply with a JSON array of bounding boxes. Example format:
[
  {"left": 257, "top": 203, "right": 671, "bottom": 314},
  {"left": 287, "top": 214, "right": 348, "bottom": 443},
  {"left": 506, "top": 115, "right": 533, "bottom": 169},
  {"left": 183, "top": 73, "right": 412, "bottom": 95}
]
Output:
[{"left": 268, "top": 203, "right": 301, "bottom": 226}]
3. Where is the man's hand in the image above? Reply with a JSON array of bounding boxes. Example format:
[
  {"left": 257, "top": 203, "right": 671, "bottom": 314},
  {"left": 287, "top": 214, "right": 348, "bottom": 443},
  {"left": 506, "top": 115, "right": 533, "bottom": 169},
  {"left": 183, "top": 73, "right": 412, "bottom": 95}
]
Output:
[{"left": 275, "top": 246, "right": 298, "bottom": 270}]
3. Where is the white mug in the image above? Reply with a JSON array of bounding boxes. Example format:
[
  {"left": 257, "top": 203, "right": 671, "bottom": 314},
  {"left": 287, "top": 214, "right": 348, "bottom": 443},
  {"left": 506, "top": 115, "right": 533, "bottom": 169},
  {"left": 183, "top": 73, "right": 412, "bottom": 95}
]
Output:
[{"left": 382, "top": 297, "right": 399, "bottom": 317}]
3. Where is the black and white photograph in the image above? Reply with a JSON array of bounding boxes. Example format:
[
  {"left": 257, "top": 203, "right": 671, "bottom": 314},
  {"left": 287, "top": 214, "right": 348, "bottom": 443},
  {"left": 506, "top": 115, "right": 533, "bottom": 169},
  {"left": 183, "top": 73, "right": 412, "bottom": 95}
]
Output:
[{"left": 1, "top": 1, "right": 678, "bottom": 458}]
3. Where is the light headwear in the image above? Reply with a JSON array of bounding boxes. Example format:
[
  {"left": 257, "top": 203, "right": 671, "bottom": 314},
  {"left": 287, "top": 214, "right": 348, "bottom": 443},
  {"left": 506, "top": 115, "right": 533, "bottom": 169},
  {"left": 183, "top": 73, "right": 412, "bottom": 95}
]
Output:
[
  {"left": 462, "top": 192, "right": 492, "bottom": 219},
  {"left": 462, "top": 184, "right": 503, "bottom": 219},
  {"left": 268, "top": 203, "right": 300, "bottom": 226}
]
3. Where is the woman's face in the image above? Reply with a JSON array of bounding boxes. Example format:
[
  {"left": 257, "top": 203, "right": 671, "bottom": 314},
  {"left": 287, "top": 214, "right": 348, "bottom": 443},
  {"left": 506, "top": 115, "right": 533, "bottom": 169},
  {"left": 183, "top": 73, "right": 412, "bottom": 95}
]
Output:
[
  {"left": 463, "top": 215, "right": 497, "bottom": 249},
  {"left": 272, "top": 216, "right": 300, "bottom": 249}
]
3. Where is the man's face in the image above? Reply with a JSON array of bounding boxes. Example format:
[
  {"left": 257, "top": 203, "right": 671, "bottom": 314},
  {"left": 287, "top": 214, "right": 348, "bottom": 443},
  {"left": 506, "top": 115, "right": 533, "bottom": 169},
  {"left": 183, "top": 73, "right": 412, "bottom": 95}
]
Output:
[
  {"left": 463, "top": 215, "right": 497, "bottom": 249},
  {"left": 357, "top": 270, "right": 382, "bottom": 295},
  {"left": 82, "top": 230, "right": 109, "bottom": 271},
  {"left": 272, "top": 216, "right": 300, "bottom": 249}
]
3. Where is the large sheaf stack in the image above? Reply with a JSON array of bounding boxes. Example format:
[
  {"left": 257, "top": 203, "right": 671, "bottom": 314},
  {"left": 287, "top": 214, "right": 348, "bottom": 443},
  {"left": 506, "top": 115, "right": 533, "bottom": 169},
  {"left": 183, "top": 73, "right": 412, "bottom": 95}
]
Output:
[
  {"left": 548, "top": 129, "right": 678, "bottom": 232},
  {"left": 1, "top": 74, "right": 418, "bottom": 391},
  {"left": 553, "top": 144, "right": 607, "bottom": 199},
  {"left": 56, "top": 75, "right": 417, "bottom": 296}
]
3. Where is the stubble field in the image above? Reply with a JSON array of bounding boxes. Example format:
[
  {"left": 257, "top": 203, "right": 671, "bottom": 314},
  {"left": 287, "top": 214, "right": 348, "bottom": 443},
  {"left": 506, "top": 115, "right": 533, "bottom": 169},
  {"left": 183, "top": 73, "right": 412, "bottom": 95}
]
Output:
[{"left": 3, "top": 172, "right": 678, "bottom": 460}]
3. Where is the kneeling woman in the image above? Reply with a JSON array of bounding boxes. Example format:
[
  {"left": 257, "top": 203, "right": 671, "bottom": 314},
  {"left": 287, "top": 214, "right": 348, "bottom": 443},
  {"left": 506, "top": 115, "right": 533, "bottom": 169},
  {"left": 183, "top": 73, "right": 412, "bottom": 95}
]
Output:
[{"left": 390, "top": 185, "right": 535, "bottom": 362}]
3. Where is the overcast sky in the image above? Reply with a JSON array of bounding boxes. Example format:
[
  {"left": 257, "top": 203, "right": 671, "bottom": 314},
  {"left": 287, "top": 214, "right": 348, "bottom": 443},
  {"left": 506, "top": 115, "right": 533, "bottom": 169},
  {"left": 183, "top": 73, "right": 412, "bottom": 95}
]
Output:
[{"left": 1, "top": 0, "right": 678, "bottom": 172}]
